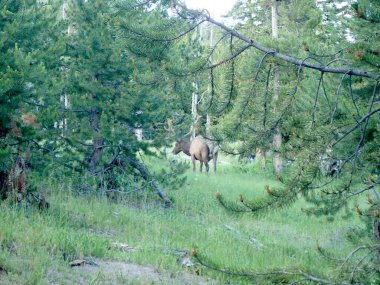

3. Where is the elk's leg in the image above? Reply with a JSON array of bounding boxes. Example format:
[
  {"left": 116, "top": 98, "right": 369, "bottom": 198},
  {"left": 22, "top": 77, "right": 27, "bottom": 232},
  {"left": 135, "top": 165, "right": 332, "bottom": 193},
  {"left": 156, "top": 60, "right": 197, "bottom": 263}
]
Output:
[
  {"left": 191, "top": 155, "right": 196, "bottom": 172},
  {"left": 205, "top": 161, "right": 209, "bottom": 173},
  {"left": 200, "top": 161, "right": 203, "bottom": 173}
]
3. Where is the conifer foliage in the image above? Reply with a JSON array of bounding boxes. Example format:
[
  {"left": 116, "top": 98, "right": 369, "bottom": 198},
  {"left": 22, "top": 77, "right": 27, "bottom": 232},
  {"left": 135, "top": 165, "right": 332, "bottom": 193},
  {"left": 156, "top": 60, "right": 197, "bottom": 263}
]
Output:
[
  {"left": 164, "top": 0, "right": 380, "bottom": 283},
  {"left": 0, "top": 0, "right": 59, "bottom": 202},
  {"left": 0, "top": 0, "right": 189, "bottom": 205},
  {"left": 0, "top": 0, "right": 379, "bottom": 282}
]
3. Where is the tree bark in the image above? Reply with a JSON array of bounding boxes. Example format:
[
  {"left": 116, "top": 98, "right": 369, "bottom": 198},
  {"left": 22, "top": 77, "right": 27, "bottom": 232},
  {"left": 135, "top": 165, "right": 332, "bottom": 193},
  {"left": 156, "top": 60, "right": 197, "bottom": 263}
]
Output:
[
  {"left": 255, "top": 148, "right": 267, "bottom": 170},
  {"left": 191, "top": 82, "right": 198, "bottom": 140},
  {"left": 86, "top": 107, "right": 104, "bottom": 173}
]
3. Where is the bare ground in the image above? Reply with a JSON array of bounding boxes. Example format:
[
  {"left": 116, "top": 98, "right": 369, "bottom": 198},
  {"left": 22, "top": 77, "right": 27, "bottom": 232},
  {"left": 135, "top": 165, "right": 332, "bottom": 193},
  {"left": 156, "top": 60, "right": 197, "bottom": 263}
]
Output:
[{"left": 43, "top": 259, "right": 216, "bottom": 285}]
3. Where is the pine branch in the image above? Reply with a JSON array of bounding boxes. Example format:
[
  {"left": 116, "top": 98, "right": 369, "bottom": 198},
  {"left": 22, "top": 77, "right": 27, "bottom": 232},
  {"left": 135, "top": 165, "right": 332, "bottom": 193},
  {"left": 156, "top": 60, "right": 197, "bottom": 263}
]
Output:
[
  {"left": 333, "top": 107, "right": 380, "bottom": 147},
  {"left": 346, "top": 185, "right": 376, "bottom": 199},
  {"left": 207, "top": 44, "right": 251, "bottom": 69},
  {"left": 263, "top": 64, "right": 272, "bottom": 128},
  {"left": 31, "top": 139, "right": 84, "bottom": 173},
  {"left": 92, "top": 147, "right": 122, "bottom": 175},
  {"left": 174, "top": 4, "right": 380, "bottom": 80},
  {"left": 349, "top": 251, "right": 373, "bottom": 283},
  {"left": 338, "top": 244, "right": 378, "bottom": 272},
  {"left": 121, "top": 19, "right": 206, "bottom": 42},
  {"left": 329, "top": 72, "right": 350, "bottom": 123},
  {"left": 215, "top": 186, "right": 298, "bottom": 214},
  {"left": 317, "top": 244, "right": 345, "bottom": 264},
  {"left": 312, "top": 73, "right": 324, "bottom": 127},
  {"left": 214, "top": 192, "right": 251, "bottom": 213},
  {"left": 191, "top": 250, "right": 349, "bottom": 285},
  {"left": 234, "top": 59, "right": 268, "bottom": 131}
]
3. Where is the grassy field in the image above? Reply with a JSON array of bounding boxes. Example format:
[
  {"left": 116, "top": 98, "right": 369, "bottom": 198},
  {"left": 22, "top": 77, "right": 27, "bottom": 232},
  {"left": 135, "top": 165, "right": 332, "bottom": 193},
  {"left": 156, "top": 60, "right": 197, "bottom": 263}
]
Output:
[{"left": 0, "top": 155, "right": 363, "bottom": 284}]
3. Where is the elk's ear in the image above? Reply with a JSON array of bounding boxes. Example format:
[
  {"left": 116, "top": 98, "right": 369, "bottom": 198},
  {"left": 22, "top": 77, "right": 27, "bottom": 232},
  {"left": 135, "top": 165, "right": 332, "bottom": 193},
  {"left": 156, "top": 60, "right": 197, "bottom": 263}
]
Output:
[{"left": 176, "top": 138, "right": 181, "bottom": 142}]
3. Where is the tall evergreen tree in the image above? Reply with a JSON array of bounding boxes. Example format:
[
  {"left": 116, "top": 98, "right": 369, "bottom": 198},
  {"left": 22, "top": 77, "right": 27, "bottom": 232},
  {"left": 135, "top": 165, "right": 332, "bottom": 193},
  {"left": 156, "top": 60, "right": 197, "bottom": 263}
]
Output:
[
  {"left": 36, "top": 0, "right": 191, "bottom": 204},
  {"left": 0, "top": 0, "right": 64, "bottom": 201},
  {"left": 1, "top": 0, "right": 190, "bottom": 205},
  {"left": 168, "top": 0, "right": 380, "bottom": 282}
]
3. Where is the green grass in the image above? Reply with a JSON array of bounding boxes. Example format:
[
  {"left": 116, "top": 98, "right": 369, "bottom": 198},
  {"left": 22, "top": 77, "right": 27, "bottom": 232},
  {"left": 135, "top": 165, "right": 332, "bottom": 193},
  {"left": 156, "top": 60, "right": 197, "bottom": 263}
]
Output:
[{"left": 0, "top": 157, "right": 363, "bottom": 284}]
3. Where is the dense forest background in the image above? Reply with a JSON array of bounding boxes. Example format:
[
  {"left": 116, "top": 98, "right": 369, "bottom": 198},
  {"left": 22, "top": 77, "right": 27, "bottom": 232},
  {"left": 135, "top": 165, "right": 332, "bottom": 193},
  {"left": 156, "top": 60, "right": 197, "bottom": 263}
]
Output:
[{"left": 0, "top": 0, "right": 379, "bottom": 284}]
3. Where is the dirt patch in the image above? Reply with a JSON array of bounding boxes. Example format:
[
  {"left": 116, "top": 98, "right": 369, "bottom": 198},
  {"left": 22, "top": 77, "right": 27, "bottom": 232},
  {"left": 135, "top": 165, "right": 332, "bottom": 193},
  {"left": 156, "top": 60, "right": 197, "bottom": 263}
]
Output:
[
  {"left": 46, "top": 259, "right": 215, "bottom": 285},
  {"left": 0, "top": 271, "right": 12, "bottom": 285}
]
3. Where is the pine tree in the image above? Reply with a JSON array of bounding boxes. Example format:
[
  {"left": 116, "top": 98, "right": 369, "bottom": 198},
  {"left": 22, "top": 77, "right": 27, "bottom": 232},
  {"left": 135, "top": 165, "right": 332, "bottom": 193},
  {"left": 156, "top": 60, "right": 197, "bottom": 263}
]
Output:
[
  {"left": 0, "top": 0, "right": 64, "bottom": 201},
  {"left": 0, "top": 0, "right": 190, "bottom": 205},
  {"left": 32, "top": 0, "right": 192, "bottom": 205},
  {"left": 169, "top": 0, "right": 380, "bottom": 282}
]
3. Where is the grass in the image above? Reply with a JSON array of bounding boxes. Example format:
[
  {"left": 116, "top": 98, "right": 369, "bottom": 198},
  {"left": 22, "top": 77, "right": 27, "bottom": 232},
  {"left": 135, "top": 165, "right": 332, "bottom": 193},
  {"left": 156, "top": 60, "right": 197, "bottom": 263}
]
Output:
[{"left": 0, "top": 155, "right": 364, "bottom": 284}]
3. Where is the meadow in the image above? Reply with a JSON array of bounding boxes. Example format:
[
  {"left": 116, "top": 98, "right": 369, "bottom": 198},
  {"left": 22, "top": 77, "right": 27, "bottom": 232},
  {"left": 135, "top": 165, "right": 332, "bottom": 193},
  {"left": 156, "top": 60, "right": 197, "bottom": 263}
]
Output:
[{"left": 0, "top": 155, "right": 362, "bottom": 284}]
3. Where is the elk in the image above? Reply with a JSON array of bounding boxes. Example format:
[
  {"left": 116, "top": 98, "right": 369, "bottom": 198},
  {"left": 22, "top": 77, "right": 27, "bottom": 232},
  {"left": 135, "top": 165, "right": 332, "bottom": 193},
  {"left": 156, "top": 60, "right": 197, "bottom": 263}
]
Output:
[{"left": 173, "top": 135, "right": 210, "bottom": 173}]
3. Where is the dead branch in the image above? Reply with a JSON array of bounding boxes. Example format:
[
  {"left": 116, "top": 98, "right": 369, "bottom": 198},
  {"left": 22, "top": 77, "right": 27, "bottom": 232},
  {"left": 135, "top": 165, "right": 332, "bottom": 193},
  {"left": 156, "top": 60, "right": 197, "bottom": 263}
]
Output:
[{"left": 125, "top": 157, "right": 173, "bottom": 207}]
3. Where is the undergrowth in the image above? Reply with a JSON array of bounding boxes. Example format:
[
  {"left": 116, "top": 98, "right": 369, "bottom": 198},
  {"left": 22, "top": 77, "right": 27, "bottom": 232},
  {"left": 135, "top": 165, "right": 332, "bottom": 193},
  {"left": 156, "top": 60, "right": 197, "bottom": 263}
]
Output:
[{"left": 0, "top": 154, "right": 364, "bottom": 284}]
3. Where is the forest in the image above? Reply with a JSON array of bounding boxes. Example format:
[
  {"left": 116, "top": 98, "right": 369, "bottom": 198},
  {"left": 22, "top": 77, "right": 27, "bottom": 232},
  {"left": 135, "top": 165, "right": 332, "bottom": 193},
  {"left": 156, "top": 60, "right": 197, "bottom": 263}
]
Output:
[{"left": 0, "top": 0, "right": 379, "bottom": 284}]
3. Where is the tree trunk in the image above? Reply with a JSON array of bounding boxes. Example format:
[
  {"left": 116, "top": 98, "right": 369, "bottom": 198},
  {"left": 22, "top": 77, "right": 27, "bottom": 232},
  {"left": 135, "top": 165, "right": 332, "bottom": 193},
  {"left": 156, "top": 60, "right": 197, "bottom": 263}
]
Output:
[
  {"left": 255, "top": 148, "right": 267, "bottom": 170},
  {"left": 87, "top": 107, "right": 104, "bottom": 173},
  {"left": 191, "top": 82, "right": 198, "bottom": 140},
  {"left": 251, "top": 8, "right": 267, "bottom": 170},
  {"left": 206, "top": 25, "right": 213, "bottom": 139},
  {"left": 271, "top": 0, "right": 282, "bottom": 177},
  {"left": 58, "top": 1, "right": 70, "bottom": 134},
  {"left": 271, "top": 1, "right": 278, "bottom": 38}
]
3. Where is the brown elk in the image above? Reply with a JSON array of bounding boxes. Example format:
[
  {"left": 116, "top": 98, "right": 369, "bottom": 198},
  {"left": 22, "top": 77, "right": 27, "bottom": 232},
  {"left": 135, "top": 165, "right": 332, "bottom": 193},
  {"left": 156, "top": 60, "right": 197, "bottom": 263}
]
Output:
[{"left": 173, "top": 135, "right": 218, "bottom": 173}]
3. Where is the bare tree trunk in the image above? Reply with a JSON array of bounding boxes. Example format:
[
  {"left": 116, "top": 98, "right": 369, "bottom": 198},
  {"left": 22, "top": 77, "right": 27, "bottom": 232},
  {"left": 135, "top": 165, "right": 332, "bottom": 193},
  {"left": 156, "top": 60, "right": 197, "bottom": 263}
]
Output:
[
  {"left": 206, "top": 25, "right": 213, "bottom": 139},
  {"left": 271, "top": 1, "right": 278, "bottom": 38},
  {"left": 204, "top": 26, "right": 219, "bottom": 173},
  {"left": 206, "top": 114, "right": 211, "bottom": 137},
  {"left": 191, "top": 82, "right": 198, "bottom": 140},
  {"left": 255, "top": 148, "right": 267, "bottom": 170},
  {"left": 58, "top": 1, "right": 70, "bottom": 134},
  {"left": 62, "top": 0, "right": 68, "bottom": 20},
  {"left": 134, "top": 128, "right": 143, "bottom": 141},
  {"left": 272, "top": 0, "right": 282, "bottom": 177},
  {"left": 206, "top": 24, "right": 213, "bottom": 139}
]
